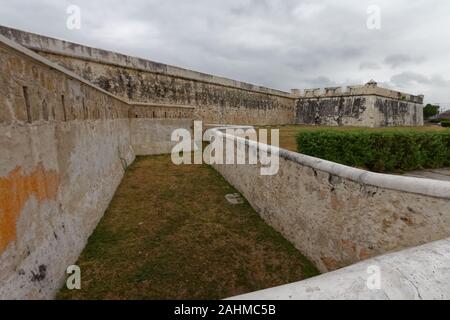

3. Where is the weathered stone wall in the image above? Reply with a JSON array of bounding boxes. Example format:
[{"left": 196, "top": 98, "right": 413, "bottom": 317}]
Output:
[
  {"left": 296, "top": 96, "right": 423, "bottom": 127},
  {"left": 0, "top": 27, "right": 425, "bottom": 128},
  {"left": 0, "top": 35, "right": 192, "bottom": 299},
  {"left": 130, "top": 118, "right": 193, "bottom": 155},
  {"left": 296, "top": 96, "right": 370, "bottom": 126},
  {"left": 210, "top": 128, "right": 450, "bottom": 273},
  {"left": 372, "top": 96, "right": 423, "bottom": 126},
  {"left": 294, "top": 84, "right": 424, "bottom": 127},
  {"left": 0, "top": 26, "right": 295, "bottom": 125}
]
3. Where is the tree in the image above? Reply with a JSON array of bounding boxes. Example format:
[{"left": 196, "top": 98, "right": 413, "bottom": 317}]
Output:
[{"left": 423, "top": 104, "right": 440, "bottom": 120}]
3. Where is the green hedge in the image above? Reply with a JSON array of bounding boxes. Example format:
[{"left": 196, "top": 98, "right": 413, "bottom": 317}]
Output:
[
  {"left": 296, "top": 129, "right": 450, "bottom": 172},
  {"left": 428, "top": 119, "right": 450, "bottom": 126}
]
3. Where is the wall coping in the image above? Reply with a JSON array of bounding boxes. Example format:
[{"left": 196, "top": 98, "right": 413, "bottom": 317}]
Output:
[
  {"left": 292, "top": 82, "right": 424, "bottom": 104},
  {"left": 0, "top": 26, "right": 293, "bottom": 99},
  {"left": 227, "top": 236, "right": 450, "bottom": 300},
  {"left": 132, "top": 102, "right": 195, "bottom": 110},
  {"left": 207, "top": 126, "right": 450, "bottom": 199},
  {"left": 0, "top": 33, "right": 195, "bottom": 112}
]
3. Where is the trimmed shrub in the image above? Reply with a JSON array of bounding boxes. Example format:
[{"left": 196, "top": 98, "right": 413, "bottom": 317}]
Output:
[{"left": 296, "top": 129, "right": 450, "bottom": 172}]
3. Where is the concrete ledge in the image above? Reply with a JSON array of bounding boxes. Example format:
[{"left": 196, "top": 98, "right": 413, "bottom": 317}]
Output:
[
  {"left": 209, "top": 126, "right": 450, "bottom": 199},
  {"left": 228, "top": 236, "right": 450, "bottom": 300},
  {"left": 280, "top": 150, "right": 450, "bottom": 199},
  {"left": 132, "top": 102, "right": 195, "bottom": 109},
  {"left": 207, "top": 126, "right": 450, "bottom": 272}
]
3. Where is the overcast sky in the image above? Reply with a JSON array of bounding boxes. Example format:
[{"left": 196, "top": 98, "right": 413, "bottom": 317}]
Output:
[{"left": 1, "top": 0, "right": 449, "bottom": 108}]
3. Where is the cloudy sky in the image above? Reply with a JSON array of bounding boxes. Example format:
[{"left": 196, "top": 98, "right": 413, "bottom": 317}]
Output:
[{"left": 1, "top": 0, "right": 449, "bottom": 108}]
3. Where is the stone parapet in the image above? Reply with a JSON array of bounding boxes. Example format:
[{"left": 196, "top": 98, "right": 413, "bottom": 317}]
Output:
[{"left": 292, "top": 80, "right": 424, "bottom": 104}]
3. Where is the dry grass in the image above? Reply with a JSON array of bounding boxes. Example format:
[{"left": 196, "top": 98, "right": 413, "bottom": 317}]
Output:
[{"left": 57, "top": 154, "right": 318, "bottom": 300}]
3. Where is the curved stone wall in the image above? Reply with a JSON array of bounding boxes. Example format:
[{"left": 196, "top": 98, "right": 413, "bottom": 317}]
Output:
[{"left": 209, "top": 127, "right": 450, "bottom": 273}]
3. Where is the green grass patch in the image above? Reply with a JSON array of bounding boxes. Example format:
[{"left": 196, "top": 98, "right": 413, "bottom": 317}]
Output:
[
  {"left": 57, "top": 154, "right": 319, "bottom": 300},
  {"left": 296, "top": 128, "right": 450, "bottom": 172}
]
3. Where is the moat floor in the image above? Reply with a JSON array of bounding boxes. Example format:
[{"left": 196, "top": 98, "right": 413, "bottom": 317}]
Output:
[{"left": 57, "top": 154, "right": 318, "bottom": 300}]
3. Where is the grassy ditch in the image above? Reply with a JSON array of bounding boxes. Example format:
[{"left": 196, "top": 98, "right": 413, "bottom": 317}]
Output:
[{"left": 58, "top": 154, "right": 319, "bottom": 300}]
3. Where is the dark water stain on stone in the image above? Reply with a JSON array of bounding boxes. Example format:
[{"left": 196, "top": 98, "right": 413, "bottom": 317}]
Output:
[{"left": 30, "top": 264, "right": 47, "bottom": 282}]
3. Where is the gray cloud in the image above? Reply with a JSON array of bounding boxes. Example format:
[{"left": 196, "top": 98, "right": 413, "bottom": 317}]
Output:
[
  {"left": 389, "top": 72, "right": 450, "bottom": 110},
  {"left": 384, "top": 54, "right": 426, "bottom": 69},
  {"left": 304, "top": 76, "right": 338, "bottom": 88},
  {"left": 0, "top": 0, "right": 449, "bottom": 105},
  {"left": 390, "top": 71, "right": 430, "bottom": 86},
  {"left": 360, "top": 61, "right": 381, "bottom": 70},
  {"left": 391, "top": 72, "right": 450, "bottom": 87}
]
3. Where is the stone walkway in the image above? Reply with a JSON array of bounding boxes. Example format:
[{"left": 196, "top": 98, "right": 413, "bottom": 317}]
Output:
[{"left": 403, "top": 168, "right": 450, "bottom": 182}]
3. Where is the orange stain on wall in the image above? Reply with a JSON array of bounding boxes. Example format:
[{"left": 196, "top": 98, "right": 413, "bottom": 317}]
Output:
[{"left": 0, "top": 164, "right": 60, "bottom": 254}]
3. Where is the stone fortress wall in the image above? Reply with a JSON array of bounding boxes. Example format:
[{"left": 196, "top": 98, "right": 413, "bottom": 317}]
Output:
[
  {"left": 293, "top": 80, "right": 424, "bottom": 127},
  {"left": 0, "top": 26, "right": 424, "bottom": 127},
  {"left": 0, "top": 32, "right": 192, "bottom": 299},
  {"left": 0, "top": 26, "right": 439, "bottom": 300},
  {"left": 0, "top": 26, "right": 295, "bottom": 125}
]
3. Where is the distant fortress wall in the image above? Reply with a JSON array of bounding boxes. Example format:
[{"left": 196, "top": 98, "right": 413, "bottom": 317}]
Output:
[{"left": 293, "top": 81, "right": 424, "bottom": 127}]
